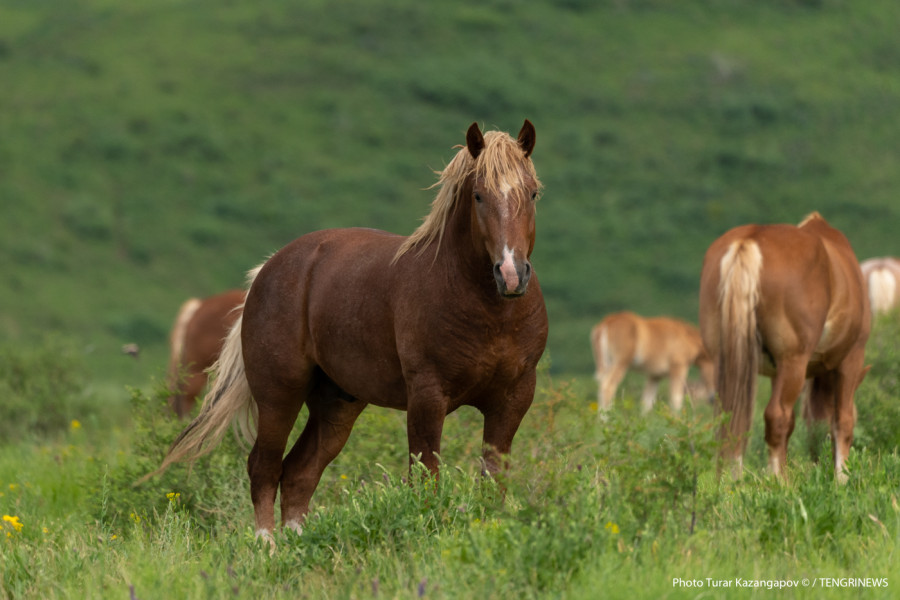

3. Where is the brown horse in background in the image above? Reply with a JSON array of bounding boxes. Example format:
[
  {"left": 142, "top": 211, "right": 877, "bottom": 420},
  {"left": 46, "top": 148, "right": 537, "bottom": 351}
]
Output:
[
  {"left": 590, "top": 312, "right": 714, "bottom": 414},
  {"left": 699, "top": 212, "right": 870, "bottom": 482},
  {"left": 150, "top": 121, "right": 548, "bottom": 542},
  {"left": 860, "top": 257, "right": 900, "bottom": 316},
  {"left": 166, "top": 289, "right": 245, "bottom": 418}
]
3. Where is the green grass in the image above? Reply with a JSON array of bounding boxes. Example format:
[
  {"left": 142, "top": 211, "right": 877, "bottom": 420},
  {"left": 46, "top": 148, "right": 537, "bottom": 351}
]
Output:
[{"left": 2, "top": 317, "right": 900, "bottom": 598}]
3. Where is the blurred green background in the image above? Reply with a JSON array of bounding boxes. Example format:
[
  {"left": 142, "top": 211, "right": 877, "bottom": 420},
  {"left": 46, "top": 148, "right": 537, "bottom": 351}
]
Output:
[{"left": 2, "top": 0, "right": 898, "bottom": 389}]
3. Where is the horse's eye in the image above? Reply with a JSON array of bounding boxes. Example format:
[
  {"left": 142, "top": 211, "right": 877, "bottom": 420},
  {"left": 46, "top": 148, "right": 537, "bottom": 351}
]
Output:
[
  {"left": 531, "top": 191, "right": 538, "bottom": 201},
  {"left": 474, "top": 192, "right": 482, "bottom": 203}
]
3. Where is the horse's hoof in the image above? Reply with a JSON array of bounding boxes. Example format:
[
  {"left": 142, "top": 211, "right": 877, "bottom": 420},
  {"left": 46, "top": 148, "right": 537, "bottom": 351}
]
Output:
[
  {"left": 284, "top": 520, "right": 303, "bottom": 536},
  {"left": 255, "top": 528, "right": 277, "bottom": 555}
]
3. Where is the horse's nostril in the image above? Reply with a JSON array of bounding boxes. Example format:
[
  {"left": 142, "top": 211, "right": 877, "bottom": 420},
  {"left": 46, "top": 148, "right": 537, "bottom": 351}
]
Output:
[{"left": 524, "top": 262, "right": 532, "bottom": 277}]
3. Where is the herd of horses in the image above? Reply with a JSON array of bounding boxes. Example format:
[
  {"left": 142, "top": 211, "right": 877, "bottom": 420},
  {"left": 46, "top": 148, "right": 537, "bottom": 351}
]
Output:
[{"left": 153, "top": 121, "right": 897, "bottom": 542}]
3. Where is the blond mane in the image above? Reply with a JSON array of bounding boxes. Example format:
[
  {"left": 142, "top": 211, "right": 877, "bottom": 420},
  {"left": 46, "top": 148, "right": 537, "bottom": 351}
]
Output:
[
  {"left": 393, "top": 130, "right": 541, "bottom": 263},
  {"left": 797, "top": 211, "right": 824, "bottom": 227}
]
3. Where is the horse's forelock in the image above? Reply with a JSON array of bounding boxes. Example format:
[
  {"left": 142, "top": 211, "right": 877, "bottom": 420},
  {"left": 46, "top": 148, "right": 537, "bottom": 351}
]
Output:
[
  {"left": 475, "top": 131, "right": 542, "bottom": 200},
  {"left": 393, "top": 130, "right": 540, "bottom": 263}
]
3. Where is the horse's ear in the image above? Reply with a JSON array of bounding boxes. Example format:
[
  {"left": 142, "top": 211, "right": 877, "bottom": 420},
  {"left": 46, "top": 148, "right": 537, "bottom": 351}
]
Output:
[
  {"left": 466, "top": 122, "right": 484, "bottom": 160},
  {"left": 517, "top": 119, "right": 536, "bottom": 158}
]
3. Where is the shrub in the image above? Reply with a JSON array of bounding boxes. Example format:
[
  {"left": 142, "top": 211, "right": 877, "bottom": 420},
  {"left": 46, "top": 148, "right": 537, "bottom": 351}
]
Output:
[{"left": 0, "top": 337, "right": 90, "bottom": 442}]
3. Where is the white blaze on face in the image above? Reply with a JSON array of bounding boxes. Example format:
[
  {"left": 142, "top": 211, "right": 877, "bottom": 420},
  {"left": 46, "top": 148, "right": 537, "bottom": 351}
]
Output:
[
  {"left": 500, "top": 244, "right": 519, "bottom": 293},
  {"left": 495, "top": 177, "right": 520, "bottom": 293}
]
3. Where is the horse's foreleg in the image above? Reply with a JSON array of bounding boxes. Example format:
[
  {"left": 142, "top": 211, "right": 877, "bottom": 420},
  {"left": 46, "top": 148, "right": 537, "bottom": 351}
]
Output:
[
  {"left": 481, "top": 372, "right": 536, "bottom": 477},
  {"left": 406, "top": 379, "right": 448, "bottom": 475},
  {"left": 598, "top": 363, "right": 627, "bottom": 414},
  {"left": 764, "top": 357, "right": 807, "bottom": 479},
  {"left": 280, "top": 391, "right": 366, "bottom": 530},
  {"left": 667, "top": 364, "right": 689, "bottom": 413},
  {"left": 640, "top": 376, "right": 660, "bottom": 414}
]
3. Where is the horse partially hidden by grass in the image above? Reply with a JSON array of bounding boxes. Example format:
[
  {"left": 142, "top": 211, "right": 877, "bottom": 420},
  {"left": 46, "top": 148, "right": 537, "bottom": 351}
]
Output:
[
  {"left": 860, "top": 257, "right": 900, "bottom": 316},
  {"left": 166, "top": 290, "right": 245, "bottom": 419},
  {"left": 699, "top": 212, "right": 870, "bottom": 482},
  {"left": 149, "top": 121, "right": 548, "bottom": 543},
  {"left": 590, "top": 311, "right": 714, "bottom": 414}
]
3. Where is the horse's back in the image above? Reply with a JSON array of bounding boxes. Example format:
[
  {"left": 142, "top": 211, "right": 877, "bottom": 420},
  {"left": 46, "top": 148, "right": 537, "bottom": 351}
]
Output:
[
  {"left": 702, "top": 218, "right": 868, "bottom": 370},
  {"left": 595, "top": 311, "right": 641, "bottom": 366}
]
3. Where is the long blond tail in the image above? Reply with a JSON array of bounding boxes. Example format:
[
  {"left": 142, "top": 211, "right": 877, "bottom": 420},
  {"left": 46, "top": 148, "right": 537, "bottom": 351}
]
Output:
[
  {"left": 867, "top": 268, "right": 896, "bottom": 315},
  {"left": 142, "top": 267, "right": 264, "bottom": 483},
  {"left": 717, "top": 239, "right": 762, "bottom": 450},
  {"left": 166, "top": 298, "right": 202, "bottom": 393},
  {"left": 590, "top": 323, "right": 608, "bottom": 383}
]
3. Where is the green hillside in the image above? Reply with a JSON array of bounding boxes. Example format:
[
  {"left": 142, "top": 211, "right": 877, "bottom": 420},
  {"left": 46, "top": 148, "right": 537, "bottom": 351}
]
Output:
[{"left": 2, "top": 0, "right": 899, "bottom": 384}]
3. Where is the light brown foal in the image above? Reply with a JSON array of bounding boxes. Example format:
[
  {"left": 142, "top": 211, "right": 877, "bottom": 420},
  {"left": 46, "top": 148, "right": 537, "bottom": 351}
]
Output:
[{"left": 590, "top": 311, "right": 714, "bottom": 414}]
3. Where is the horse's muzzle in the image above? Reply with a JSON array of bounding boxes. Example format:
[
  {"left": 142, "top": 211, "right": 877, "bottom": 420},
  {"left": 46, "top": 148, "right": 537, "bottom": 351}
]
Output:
[{"left": 494, "top": 259, "right": 532, "bottom": 297}]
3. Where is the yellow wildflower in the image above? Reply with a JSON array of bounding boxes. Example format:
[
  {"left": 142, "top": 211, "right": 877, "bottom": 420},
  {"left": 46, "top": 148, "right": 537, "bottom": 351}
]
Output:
[
  {"left": 3, "top": 515, "right": 23, "bottom": 532},
  {"left": 166, "top": 492, "right": 181, "bottom": 502},
  {"left": 605, "top": 521, "right": 620, "bottom": 535},
  {"left": 70, "top": 420, "right": 82, "bottom": 430}
]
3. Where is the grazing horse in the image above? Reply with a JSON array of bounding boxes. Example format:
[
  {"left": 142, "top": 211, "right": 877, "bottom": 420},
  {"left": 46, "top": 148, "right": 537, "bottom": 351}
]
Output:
[
  {"left": 590, "top": 311, "right": 714, "bottom": 414},
  {"left": 860, "top": 257, "right": 900, "bottom": 316},
  {"left": 698, "top": 212, "right": 870, "bottom": 482},
  {"left": 152, "top": 121, "right": 548, "bottom": 542},
  {"left": 166, "top": 289, "right": 245, "bottom": 418}
]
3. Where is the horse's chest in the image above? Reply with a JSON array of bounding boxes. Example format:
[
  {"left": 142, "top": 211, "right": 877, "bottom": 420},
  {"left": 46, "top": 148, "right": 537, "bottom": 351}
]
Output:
[{"left": 430, "top": 321, "right": 533, "bottom": 397}]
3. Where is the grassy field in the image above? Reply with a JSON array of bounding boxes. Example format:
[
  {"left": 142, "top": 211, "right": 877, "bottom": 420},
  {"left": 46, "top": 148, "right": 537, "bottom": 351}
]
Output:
[
  {"left": 1, "top": 314, "right": 900, "bottom": 598},
  {"left": 2, "top": 0, "right": 900, "bottom": 597}
]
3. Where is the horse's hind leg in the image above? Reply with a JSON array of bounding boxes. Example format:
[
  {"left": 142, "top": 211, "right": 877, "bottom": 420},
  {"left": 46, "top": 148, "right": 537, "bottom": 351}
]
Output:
[
  {"left": 247, "top": 385, "right": 308, "bottom": 539},
  {"left": 279, "top": 379, "right": 366, "bottom": 530},
  {"left": 178, "top": 370, "right": 208, "bottom": 418},
  {"left": 764, "top": 356, "right": 807, "bottom": 478},
  {"left": 832, "top": 350, "right": 867, "bottom": 483}
]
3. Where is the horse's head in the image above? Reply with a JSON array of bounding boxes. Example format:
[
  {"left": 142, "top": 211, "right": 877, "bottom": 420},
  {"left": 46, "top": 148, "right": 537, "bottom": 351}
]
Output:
[{"left": 465, "top": 120, "right": 540, "bottom": 297}]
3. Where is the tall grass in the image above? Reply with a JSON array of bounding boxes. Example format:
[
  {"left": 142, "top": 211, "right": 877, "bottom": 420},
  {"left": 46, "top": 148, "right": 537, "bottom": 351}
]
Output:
[{"left": 2, "top": 319, "right": 899, "bottom": 598}]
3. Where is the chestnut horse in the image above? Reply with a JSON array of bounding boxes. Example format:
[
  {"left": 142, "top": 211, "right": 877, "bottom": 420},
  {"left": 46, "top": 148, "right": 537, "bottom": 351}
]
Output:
[
  {"left": 152, "top": 121, "right": 548, "bottom": 542},
  {"left": 699, "top": 212, "right": 870, "bottom": 482},
  {"left": 166, "top": 289, "right": 245, "bottom": 418},
  {"left": 860, "top": 257, "right": 900, "bottom": 316},
  {"left": 590, "top": 311, "right": 714, "bottom": 414}
]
